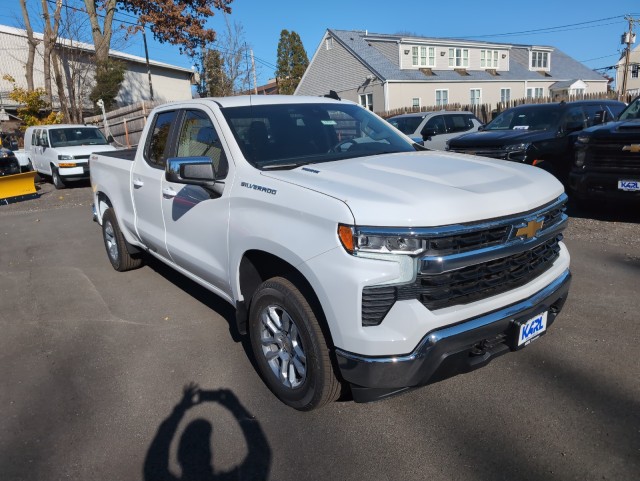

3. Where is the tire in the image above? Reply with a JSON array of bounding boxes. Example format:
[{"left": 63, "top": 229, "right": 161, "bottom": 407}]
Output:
[
  {"left": 249, "top": 277, "right": 341, "bottom": 411},
  {"left": 51, "top": 166, "right": 66, "bottom": 189},
  {"left": 101, "top": 208, "right": 143, "bottom": 272}
]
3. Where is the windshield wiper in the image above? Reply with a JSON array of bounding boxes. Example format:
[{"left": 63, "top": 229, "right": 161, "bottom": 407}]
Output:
[{"left": 261, "top": 161, "right": 315, "bottom": 171}]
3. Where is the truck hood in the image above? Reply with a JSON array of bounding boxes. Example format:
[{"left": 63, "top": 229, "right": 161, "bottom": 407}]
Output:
[
  {"left": 261, "top": 151, "right": 564, "bottom": 226},
  {"left": 582, "top": 119, "right": 640, "bottom": 140},
  {"left": 56, "top": 144, "right": 116, "bottom": 157},
  {"left": 449, "top": 129, "right": 551, "bottom": 148}
]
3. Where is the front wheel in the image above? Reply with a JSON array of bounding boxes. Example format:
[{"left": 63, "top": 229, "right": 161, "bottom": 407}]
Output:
[
  {"left": 102, "top": 208, "right": 143, "bottom": 272},
  {"left": 249, "top": 277, "right": 341, "bottom": 411},
  {"left": 51, "top": 166, "right": 66, "bottom": 189}
]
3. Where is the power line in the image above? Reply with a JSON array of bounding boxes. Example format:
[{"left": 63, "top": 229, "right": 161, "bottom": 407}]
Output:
[{"left": 455, "top": 15, "right": 626, "bottom": 39}]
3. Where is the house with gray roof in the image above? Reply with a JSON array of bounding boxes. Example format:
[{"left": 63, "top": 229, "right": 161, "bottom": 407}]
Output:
[
  {"left": 616, "top": 42, "right": 640, "bottom": 97},
  {"left": 295, "top": 29, "right": 609, "bottom": 113}
]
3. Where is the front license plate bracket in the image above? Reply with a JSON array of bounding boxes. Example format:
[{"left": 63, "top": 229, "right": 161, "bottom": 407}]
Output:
[{"left": 509, "top": 311, "right": 548, "bottom": 350}]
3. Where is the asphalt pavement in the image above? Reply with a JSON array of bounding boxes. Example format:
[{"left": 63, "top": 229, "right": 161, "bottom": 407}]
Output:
[{"left": 1, "top": 181, "right": 639, "bottom": 481}]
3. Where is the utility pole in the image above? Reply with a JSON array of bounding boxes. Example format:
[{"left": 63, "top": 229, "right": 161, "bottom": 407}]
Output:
[
  {"left": 142, "top": 25, "right": 154, "bottom": 101},
  {"left": 620, "top": 15, "right": 636, "bottom": 101},
  {"left": 250, "top": 49, "right": 258, "bottom": 94}
]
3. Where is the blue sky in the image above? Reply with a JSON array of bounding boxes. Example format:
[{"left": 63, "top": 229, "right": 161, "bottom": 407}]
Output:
[{"left": 5, "top": 1, "right": 640, "bottom": 87}]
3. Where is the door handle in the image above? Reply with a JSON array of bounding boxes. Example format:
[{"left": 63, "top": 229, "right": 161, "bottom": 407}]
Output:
[
  {"left": 132, "top": 179, "right": 144, "bottom": 188},
  {"left": 162, "top": 187, "right": 177, "bottom": 198}
]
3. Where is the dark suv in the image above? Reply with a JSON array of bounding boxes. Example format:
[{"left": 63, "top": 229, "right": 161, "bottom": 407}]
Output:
[
  {"left": 446, "top": 99, "right": 626, "bottom": 182},
  {"left": 0, "top": 147, "right": 20, "bottom": 176},
  {"left": 569, "top": 96, "right": 640, "bottom": 201}
]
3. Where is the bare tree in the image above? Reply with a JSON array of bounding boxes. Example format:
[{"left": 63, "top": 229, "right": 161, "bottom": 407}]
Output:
[
  {"left": 198, "top": 16, "right": 253, "bottom": 96},
  {"left": 19, "top": 0, "right": 39, "bottom": 90}
]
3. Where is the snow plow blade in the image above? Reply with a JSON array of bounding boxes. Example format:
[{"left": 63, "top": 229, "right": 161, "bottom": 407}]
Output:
[{"left": 0, "top": 171, "right": 39, "bottom": 205}]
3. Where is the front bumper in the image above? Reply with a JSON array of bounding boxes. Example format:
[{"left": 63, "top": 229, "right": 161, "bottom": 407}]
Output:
[
  {"left": 59, "top": 163, "right": 90, "bottom": 180},
  {"left": 336, "top": 269, "right": 571, "bottom": 402},
  {"left": 569, "top": 170, "right": 640, "bottom": 200}
]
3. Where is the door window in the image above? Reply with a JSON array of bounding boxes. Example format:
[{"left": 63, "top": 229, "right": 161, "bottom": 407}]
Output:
[
  {"left": 423, "top": 116, "right": 446, "bottom": 135},
  {"left": 176, "top": 110, "right": 228, "bottom": 179},
  {"left": 445, "top": 114, "right": 475, "bottom": 133},
  {"left": 145, "top": 110, "right": 178, "bottom": 169}
]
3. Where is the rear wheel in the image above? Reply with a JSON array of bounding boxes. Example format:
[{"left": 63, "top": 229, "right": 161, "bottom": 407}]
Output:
[
  {"left": 249, "top": 277, "right": 341, "bottom": 411},
  {"left": 102, "top": 208, "right": 143, "bottom": 272},
  {"left": 51, "top": 166, "right": 66, "bottom": 189}
]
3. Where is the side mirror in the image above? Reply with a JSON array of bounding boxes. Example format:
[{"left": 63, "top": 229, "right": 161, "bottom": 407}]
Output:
[
  {"left": 478, "top": 125, "right": 485, "bottom": 131},
  {"left": 166, "top": 156, "right": 217, "bottom": 191},
  {"left": 421, "top": 127, "right": 438, "bottom": 140},
  {"left": 107, "top": 134, "right": 114, "bottom": 143}
]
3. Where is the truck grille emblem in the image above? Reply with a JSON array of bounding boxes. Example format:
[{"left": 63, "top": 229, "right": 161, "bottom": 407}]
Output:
[
  {"left": 516, "top": 219, "right": 544, "bottom": 239},
  {"left": 622, "top": 144, "right": 640, "bottom": 153}
]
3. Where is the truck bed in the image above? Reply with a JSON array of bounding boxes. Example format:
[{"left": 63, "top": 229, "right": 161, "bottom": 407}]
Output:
[{"left": 94, "top": 148, "right": 137, "bottom": 161}]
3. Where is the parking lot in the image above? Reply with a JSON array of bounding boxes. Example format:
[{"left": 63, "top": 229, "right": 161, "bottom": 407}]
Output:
[{"left": 1, "top": 181, "right": 639, "bottom": 481}]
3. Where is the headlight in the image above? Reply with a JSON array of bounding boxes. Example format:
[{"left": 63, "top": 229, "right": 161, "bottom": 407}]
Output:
[
  {"left": 338, "top": 225, "right": 426, "bottom": 255},
  {"left": 58, "top": 154, "right": 75, "bottom": 160},
  {"left": 576, "top": 135, "right": 590, "bottom": 144},
  {"left": 0, "top": 151, "right": 9, "bottom": 158},
  {"left": 504, "top": 143, "right": 530, "bottom": 152}
]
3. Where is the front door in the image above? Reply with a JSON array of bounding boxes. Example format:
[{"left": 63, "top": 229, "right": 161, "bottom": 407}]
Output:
[{"left": 161, "top": 108, "right": 232, "bottom": 297}]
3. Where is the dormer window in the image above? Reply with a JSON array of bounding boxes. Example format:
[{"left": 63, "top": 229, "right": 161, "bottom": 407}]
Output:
[
  {"left": 531, "top": 51, "right": 550, "bottom": 70},
  {"left": 481, "top": 50, "right": 499, "bottom": 68},
  {"left": 411, "top": 46, "right": 435, "bottom": 67},
  {"left": 448, "top": 48, "right": 469, "bottom": 68}
]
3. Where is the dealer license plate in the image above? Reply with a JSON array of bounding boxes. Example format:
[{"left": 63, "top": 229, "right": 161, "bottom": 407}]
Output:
[
  {"left": 517, "top": 311, "right": 547, "bottom": 347},
  {"left": 618, "top": 180, "right": 640, "bottom": 191}
]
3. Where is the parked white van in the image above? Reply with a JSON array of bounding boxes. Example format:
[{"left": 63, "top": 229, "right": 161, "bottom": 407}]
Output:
[{"left": 24, "top": 125, "right": 116, "bottom": 188}]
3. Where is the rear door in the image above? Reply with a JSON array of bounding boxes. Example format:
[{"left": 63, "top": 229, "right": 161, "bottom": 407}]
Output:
[{"left": 131, "top": 109, "right": 179, "bottom": 260}]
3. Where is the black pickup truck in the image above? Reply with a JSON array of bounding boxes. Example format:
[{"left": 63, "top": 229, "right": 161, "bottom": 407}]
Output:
[
  {"left": 569, "top": 96, "right": 640, "bottom": 201},
  {"left": 447, "top": 99, "right": 626, "bottom": 183}
]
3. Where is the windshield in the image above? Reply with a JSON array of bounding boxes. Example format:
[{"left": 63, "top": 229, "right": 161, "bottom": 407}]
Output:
[
  {"left": 618, "top": 98, "right": 640, "bottom": 120},
  {"left": 485, "top": 105, "right": 561, "bottom": 132},
  {"left": 220, "top": 103, "right": 417, "bottom": 169},
  {"left": 387, "top": 116, "right": 424, "bottom": 135},
  {"left": 49, "top": 127, "right": 109, "bottom": 148}
]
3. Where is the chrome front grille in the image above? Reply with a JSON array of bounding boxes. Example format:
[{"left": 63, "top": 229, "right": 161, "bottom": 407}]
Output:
[{"left": 361, "top": 194, "right": 568, "bottom": 326}]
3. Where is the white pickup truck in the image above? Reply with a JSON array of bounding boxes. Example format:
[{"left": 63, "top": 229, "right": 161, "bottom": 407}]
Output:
[{"left": 90, "top": 95, "right": 571, "bottom": 410}]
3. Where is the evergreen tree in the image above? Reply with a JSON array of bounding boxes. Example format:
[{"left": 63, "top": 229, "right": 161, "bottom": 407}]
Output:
[
  {"left": 89, "top": 59, "right": 126, "bottom": 113},
  {"left": 275, "top": 30, "right": 309, "bottom": 95},
  {"left": 198, "top": 49, "right": 232, "bottom": 97}
]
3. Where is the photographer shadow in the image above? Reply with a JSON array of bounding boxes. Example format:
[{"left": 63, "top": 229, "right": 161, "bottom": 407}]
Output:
[{"left": 144, "top": 385, "right": 271, "bottom": 481}]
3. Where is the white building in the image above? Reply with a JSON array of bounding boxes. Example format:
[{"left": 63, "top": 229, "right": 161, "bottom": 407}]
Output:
[{"left": 0, "top": 24, "right": 195, "bottom": 115}]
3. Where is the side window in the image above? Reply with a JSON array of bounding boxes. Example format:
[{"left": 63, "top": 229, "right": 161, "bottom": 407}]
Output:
[
  {"left": 176, "top": 110, "right": 228, "bottom": 179},
  {"left": 445, "top": 114, "right": 474, "bottom": 133},
  {"left": 582, "top": 105, "right": 602, "bottom": 127},
  {"left": 40, "top": 130, "right": 50, "bottom": 147},
  {"left": 145, "top": 110, "right": 178, "bottom": 169},
  {"left": 561, "top": 107, "right": 586, "bottom": 131},
  {"left": 423, "top": 116, "right": 446, "bottom": 135},
  {"left": 32, "top": 129, "right": 40, "bottom": 147}
]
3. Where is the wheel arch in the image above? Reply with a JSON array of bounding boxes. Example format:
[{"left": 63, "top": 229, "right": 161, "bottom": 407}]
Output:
[
  {"left": 236, "top": 250, "right": 333, "bottom": 349},
  {"left": 97, "top": 195, "right": 142, "bottom": 257}
]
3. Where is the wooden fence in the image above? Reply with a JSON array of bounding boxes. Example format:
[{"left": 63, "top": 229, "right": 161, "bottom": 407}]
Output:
[
  {"left": 378, "top": 91, "right": 632, "bottom": 124},
  {"left": 84, "top": 100, "right": 162, "bottom": 148}
]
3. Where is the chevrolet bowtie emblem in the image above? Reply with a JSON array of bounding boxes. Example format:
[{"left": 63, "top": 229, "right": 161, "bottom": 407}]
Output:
[
  {"left": 516, "top": 219, "right": 544, "bottom": 239},
  {"left": 622, "top": 144, "right": 640, "bottom": 153}
]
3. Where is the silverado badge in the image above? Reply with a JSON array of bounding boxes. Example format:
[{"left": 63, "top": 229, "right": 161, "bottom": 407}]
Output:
[
  {"left": 516, "top": 219, "right": 544, "bottom": 239},
  {"left": 622, "top": 144, "right": 640, "bottom": 153}
]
